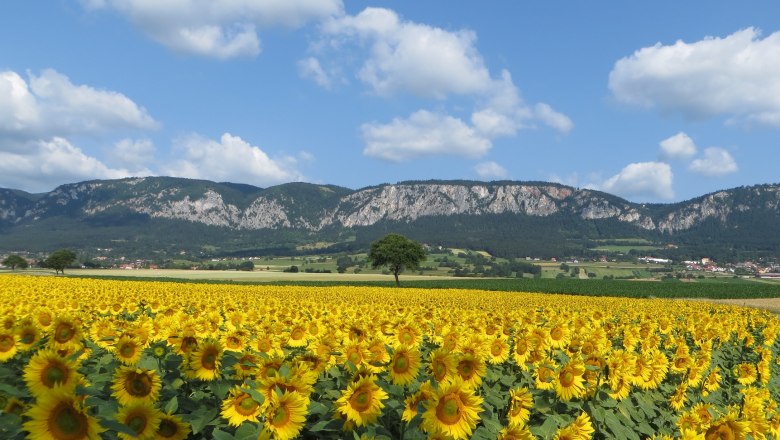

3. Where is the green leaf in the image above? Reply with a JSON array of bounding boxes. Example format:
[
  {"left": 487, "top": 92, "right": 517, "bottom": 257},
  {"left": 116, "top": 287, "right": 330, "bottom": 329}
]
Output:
[
  {"left": 531, "top": 415, "right": 559, "bottom": 439},
  {"left": 209, "top": 380, "right": 231, "bottom": 400},
  {"left": 137, "top": 356, "right": 159, "bottom": 371},
  {"left": 234, "top": 423, "right": 261, "bottom": 440},
  {"left": 308, "top": 419, "right": 342, "bottom": 432},
  {"left": 244, "top": 388, "right": 266, "bottom": 407},
  {"left": 308, "top": 400, "right": 330, "bottom": 416},
  {"left": 100, "top": 419, "right": 139, "bottom": 437},
  {"left": 164, "top": 396, "right": 178, "bottom": 414},
  {"left": 211, "top": 427, "right": 234, "bottom": 440},
  {"left": 187, "top": 407, "right": 219, "bottom": 434}
]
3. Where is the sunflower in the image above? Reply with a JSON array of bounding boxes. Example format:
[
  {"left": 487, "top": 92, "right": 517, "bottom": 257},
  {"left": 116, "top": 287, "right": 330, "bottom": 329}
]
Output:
[
  {"left": 552, "top": 426, "right": 580, "bottom": 440},
  {"left": 234, "top": 351, "right": 260, "bottom": 378},
  {"left": 548, "top": 323, "right": 570, "bottom": 350},
  {"left": 365, "top": 338, "right": 390, "bottom": 373},
  {"left": 111, "top": 366, "right": 162, "bottom": 406},
  {"left": 507, "top": 387, "right": 533, "bottom": 427},
  {"left": 534, "top": 363, "right": 557, "bottom": 391},
  {"left": 4, "top": 397, "right": 26, "bottom": 416},
  {"left": 421, "top": 378, "right": 484, "bottom": 440},
  {"left": 512, "top": 337, "right": 531, "bottom": 370},
  {"left": 428, "top": 348, "right": 457, "bottom": 385},
  {"left": 0, "top": 330, "right": 17, "bottom": 361},
  {"left": 23, "top": 389, "right": 103, "bottom": 440},
  {"left": 49, "top": 317, "right": 82, "bottom": 351},
  {"left": 188, "top": 339, "right": 223, "bottom": 381},
  {"left": 455, "top": 353, "right": 486, "bottom": 387},
  {"left": 402, "top": 381, "right": 434, "bottom": 422},
  {"left": 335, "top": 375, "right": 388, "bottom": 427},
  {"left": 704, "top": 411, "right": 751, "bottom": 440},
  {"left": 498, "top": 424, "right": 535, "bottom": 440},
  {"left": 571, "top": 412, "right": 595, "bottom": 439},
  {"left": 221, "top": 387, "right": 263, "bottom": 427},
  {"left": 155, "top": 413, "right": 190, "bottom": 440},
  {"left": 23, "top": 349, "right": 81, "bottom": 397},
  {"left": 734, "top": 363, "right": 757, "bottom": 385},
  {"left": 342, "top": 342, "right": 371, "bottom": 370},
  {"left": 285, "top": 325, "right": 309, "bottom": 348},
  {"left": 263, "top": 390, "right": 309, "bottom": 440},
  {"left": 702, "top": 368, "right": 721, "bottom": 396},
  {"left": 115, "top": 402, "right": 162, "bottom": 440},
  {"left": 114, "top": 336, "right": 144, "bottom": 366},
  {"left": 388, "top": 345, "right": 421, "bottom": 386},
  {"left": 555, "top": 361, "right": 586, "bottom": 401},
  {"left": 16, "top": 320, "right": 42, "bottom": 352},
  {"left": 487, "top": 337, "right": 510, "bottom": 365}
]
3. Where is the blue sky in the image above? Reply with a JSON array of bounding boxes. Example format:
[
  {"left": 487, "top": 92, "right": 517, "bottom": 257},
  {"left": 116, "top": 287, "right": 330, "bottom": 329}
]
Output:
[{"left": 1, "top": 1, "right": 779, "bottom": 202}]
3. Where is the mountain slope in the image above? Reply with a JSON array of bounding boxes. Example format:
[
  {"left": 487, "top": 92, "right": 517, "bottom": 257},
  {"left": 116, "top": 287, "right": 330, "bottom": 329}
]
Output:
[{"left": 0, "top": 177, "right": 778, "bottom": 259}]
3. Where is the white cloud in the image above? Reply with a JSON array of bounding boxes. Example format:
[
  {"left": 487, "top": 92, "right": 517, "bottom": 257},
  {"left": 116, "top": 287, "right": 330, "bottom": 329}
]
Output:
[
  {"left": 109, "top": 138, "right": 156, "bottom": 169},
  {"left": 317, "top": 7, "right": 571, "bottom": 160},
  {"left": 362, "top": 110, "right": 490, "bottom": 162},
  {"left": 0, "top": 138, "right": 135, "bottom": 192},
  {"left": 609, "top": 28, "right": 780, "bottom": 126},
  {"left": 0, "top": 69, "right": 157, "bottom": 140},
  {"left": 689, "top": 147, "right": 738, "bottom": 176},
  {"left": 659, "top": 132, "right": 697, "bottom": 161},
  {"left": 474, "top": 161, "right": 507, "bottom": 180},
  {"left": 164, "top": 133, "right": 305, "bottom": 186},
  {"left": 323, "top": 7, "right": 491, "bottom": 99},
  {"left": 84, "top": 0, "right": 343, "bottom": 59},
  {"left": 298, "top": 57, "right": 333, "bottom": 88},
  {"left": 599, "top": 162, "right": 674, "bottom": 201},
  {"left": 533, "top": 103, "right": 573, "bottom": 134}
]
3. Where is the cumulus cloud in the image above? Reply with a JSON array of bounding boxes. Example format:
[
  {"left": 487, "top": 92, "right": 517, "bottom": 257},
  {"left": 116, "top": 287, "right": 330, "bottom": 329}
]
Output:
[
  {"left": 109, "top": 138, "right": 156, "bottom": 169},
  {"left": 361, "top": 110, "right": 490, "bottom": 162},
  {"left": 609, "top": 27, "right": 780, "bottom": 126},
  {"left": 689, "top": 147, "right": 738, "bottom": 176},
  {"left": 474, "top": 161, "right": 507, "bottom": 179},
  {"left": 163, "top": 133, "right": 305, "bottom": 186},
  {"left": 599, "top": 162, "right": 674, "bottom": 201},
  {"left": 298, "top": 57, "right": 334, "bottom": 88},
  {"left": 659, "top": 132, "right": 697, "bottom": 161},
  {"left": 0, "top": 69, "right": 157, "bottom": 140},
  {"left": 323, "top": 7, "right": 491, "bottom": 99},
  {"left": 83, "top": 0, "right": 343, "bottom": 59},
  {"left": 315, "top": 7, "right": 571, "bottom": 160},
  {"left": 0, "top": 138, "right": 135, "bottom": 192}
]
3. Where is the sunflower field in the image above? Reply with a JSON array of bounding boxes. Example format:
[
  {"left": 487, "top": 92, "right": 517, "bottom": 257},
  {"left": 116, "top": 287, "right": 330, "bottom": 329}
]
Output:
[{"left": 0, "top": 275, "right": 778, "bottom": 440}]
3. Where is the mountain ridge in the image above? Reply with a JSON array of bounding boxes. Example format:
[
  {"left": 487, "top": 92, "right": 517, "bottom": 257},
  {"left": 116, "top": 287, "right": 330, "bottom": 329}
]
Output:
[{"left": 1, "top": 177, "right": 778, "bottom": 259}]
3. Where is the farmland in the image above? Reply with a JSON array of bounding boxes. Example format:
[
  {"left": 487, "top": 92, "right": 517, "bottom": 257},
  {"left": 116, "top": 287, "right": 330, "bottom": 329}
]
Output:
[{"left": 0, "top": 275, "right": 778, "bottom": 439}]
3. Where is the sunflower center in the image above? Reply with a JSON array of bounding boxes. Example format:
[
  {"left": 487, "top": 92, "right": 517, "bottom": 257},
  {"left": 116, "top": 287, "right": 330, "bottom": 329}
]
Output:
[
  {"left": 157, "top": 419, "right": 178, "bottom": 437},
  {"left": 349, "top": 388, "right": 373, "bottom": 412},
  {"left": 42, "top": 362, "right": 69, "bottom": 388},
  {"left": 271, "top": 406, "right": 290, "bottom": 426},
  {"left": 257, "top": 339, "right": 271, "bottom": 352},
  {"left": 490, "top": 342, "right": 503, "bottom": 356},
  {"left": 436, "top": 395, "right": 462, "bottom": 425},
  {"left": 20, "top": 330, "right": 36, "bottom": 345},
  {"left": 127, "top": 414, "right": 147, "bottom": 434},
  {"left": 49, "top": 402, "right": 88, "bottom": 440},
  {"left": 226, "top": 337, "right": 240, "bottom": 349},
  {"left": 126, "top": 373, "right": 152, "bottom": 397},
  {"left": 54, "top": 323, "right": 75, "bottom": 344},
  {"left": 515, "top": 341, "right": 528, "bottom": 355},
  {"left": 539, "top": 368, "right": 554, "bottom": 383},
  {"left": 458, "top": 361, "right": 475, "bottom": 379},
  {"left": 443, "top": 335, "right": 457, "bottom": 350},
  {"left": 560, "top": 370, "right": 575, "bottom": 387},
  {"left": 201, "top": 349, "right": 218, "bottom": 370},
  {"left": 434, "top": 362, "right": 446, "bottom": 381},
  {"left": 705, "top": 423, "right": 735, "bottom": 440},
  {"left": 236, "top": 395, "right": 258, "bottom": 416},
  {"left": 393, "top": 355, "right": 409, "bottom": 374},
  {"left": 290, "top": 328, "right": 305, "bottom": 340},
  {"left": 348, "top": 350, "right": 362, "bottom": 365},
  {"left": 120, "top": 343, "right": 137, "bottom": 358},
  {"left": 0, "top": 335, "right": 13, "bottom": 352},
  {"left": 39, "top": 313, "right": 52, "bottom": 327},
  {"left": 551, "top": 327, "right": 564, "bottom": 341},
  {"left": 400, "top": 331, "right": 413, "bottom": 344}
]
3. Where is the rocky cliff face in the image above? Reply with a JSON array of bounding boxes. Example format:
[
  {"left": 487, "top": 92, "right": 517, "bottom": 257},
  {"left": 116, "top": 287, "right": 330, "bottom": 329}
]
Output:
[{"left": 1, "top": 178, "right": 779, "bottom": 235}]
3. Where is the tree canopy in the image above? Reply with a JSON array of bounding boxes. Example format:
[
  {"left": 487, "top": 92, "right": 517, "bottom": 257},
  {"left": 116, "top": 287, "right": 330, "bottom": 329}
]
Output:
[
  {"left": 45, "top": 249, "right": 77, "bottom": 275},
  {"left": 367, "top": 233, "right": 426, "bottom": 286},
  {"left": 2, "top": 255, "right": 28, "bottom": 270}
]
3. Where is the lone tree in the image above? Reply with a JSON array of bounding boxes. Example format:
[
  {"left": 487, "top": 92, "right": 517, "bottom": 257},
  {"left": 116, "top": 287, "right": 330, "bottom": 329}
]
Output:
[
  {"left": 2, "top": 255, "right": 28, "bottom": 270},
  {"left": 367, "top": 233, "right": 426, "bottom": 286},
  {"left": 45, "top": 249, "right": 77, "bottom": 275}
]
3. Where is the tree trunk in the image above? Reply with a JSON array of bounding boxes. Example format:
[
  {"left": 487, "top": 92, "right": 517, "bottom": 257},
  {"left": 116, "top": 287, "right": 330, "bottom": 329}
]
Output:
[{"left": 393, "top": 270, "right": 400, "bottom": 287}]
